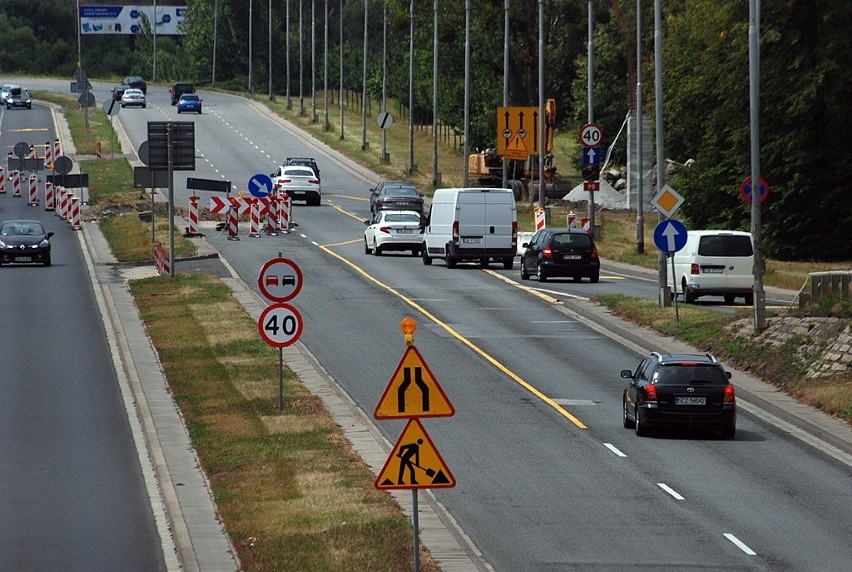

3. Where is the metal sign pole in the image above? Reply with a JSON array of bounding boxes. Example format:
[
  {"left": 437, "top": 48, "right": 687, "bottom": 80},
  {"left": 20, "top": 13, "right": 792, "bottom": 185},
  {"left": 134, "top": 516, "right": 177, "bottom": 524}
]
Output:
[
  {"left": 167, "top": 124, "right": 175, "bottom": 277},
  {"left": 412, "top": 489, "right": 420, "bottom": 572}
]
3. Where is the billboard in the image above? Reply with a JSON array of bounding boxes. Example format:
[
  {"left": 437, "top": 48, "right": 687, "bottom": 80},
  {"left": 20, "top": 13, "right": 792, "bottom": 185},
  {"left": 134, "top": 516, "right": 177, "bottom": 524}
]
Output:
[{"left": 80, "top": 5, "right": 187, "bottom": 35}]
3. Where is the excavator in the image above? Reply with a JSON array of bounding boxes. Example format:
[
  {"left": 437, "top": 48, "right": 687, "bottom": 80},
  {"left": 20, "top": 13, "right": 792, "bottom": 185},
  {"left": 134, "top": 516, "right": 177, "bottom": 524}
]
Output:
[{"left": 468, "top": 99, "right": 557, "bottom": 200}]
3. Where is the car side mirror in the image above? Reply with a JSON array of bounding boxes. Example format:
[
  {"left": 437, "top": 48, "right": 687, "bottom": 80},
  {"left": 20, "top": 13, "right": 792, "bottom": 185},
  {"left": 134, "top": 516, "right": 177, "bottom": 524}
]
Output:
[
  {"left": 364, "top": 220, "right": 370, "bottom": 226},
  {"left": 47, "top": 232, "right": 55, "bottom": 239},
  {"left": 620, "top": 370, "right": 633, "bottom": 379},
  {"left": 521, "top": 242, "right": 529, "bottom": 248},
  {"left": 725, "top": 371, "right": 732, "bottom": 379}
]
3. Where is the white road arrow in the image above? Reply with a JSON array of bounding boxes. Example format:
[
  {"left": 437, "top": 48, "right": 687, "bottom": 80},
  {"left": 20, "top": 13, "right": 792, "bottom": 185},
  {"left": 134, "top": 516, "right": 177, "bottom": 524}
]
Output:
[{"left": 661, "top": 221, "right": 681, "bottom": 251}]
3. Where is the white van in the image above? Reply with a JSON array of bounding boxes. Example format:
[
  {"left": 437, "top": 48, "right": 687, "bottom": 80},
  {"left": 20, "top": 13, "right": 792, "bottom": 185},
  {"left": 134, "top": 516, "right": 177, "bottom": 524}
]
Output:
[
  {"left": 422, "top": 188, "right": 517, "bottom": 269},
  {"left": 672, "top": 230, "right": 755, "bottom": 304}
]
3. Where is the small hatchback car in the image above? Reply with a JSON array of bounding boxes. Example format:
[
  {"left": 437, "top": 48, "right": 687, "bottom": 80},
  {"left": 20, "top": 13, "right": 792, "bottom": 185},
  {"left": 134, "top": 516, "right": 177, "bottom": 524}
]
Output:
[
  {"left": 177, "top": 94, "right": 202, "bottom": 114},
  {"left": 621, "top": 352, "right": 736, "bottom": 438},
  {"left": 0, "top": 219, "right": 53, "bottom": 266},
  {"left": 520, "top": 228, "right": 600, "bottom": 282}
]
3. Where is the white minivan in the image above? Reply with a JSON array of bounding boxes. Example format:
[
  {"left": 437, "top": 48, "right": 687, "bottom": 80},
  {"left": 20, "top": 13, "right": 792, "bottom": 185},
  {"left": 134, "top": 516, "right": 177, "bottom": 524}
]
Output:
[
  {"left": 422, "top": 188, "right": 517, "bottom": 269},
  {"left": 672, "top": 230, "right": 755, "bottom": 305}
]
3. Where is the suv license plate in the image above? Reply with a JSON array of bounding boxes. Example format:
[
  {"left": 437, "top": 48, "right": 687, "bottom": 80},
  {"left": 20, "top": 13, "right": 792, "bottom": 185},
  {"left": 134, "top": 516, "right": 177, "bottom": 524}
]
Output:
[
  {"left": 462, "top": 237, "right": 481, "bottom": 244},
  {"left": 675, "top": 396, "right": 706, "bottom": 405}
]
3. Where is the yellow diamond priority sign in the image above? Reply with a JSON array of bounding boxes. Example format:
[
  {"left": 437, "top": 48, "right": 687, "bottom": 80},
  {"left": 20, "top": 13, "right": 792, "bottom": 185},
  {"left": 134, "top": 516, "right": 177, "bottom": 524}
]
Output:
[
  {"left": 651, "top": 184, "right": 684, "bottom": 219},
  {"left": 375, "top": 419, "right": 455, "bottom": 490},
  {"left": 374, "top": 346, "right": 454, "bottom": 419}
]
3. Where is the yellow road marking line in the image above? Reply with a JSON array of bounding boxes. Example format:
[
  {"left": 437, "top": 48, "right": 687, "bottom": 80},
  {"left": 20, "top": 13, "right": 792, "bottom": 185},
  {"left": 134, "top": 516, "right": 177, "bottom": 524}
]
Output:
[{"left": 318, "top": 242, "right": 587, "bottom": 429}]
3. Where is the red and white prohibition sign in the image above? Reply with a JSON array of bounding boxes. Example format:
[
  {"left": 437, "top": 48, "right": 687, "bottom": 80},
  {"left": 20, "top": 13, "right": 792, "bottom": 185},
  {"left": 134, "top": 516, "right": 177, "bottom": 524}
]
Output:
[{"left": 258, "top": 303, "right": 304, "bottom": 348}]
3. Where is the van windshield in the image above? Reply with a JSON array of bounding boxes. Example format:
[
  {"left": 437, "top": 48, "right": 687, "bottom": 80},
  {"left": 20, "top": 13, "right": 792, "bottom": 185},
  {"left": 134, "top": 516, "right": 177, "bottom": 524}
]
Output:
[{"left": 698, "top": 235, "right": 753, "bottom": 257}]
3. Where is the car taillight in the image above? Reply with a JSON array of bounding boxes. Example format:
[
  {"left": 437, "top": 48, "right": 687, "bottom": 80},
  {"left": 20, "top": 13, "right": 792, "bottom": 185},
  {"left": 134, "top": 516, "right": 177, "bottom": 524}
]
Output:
[
  {"left": 590, "top": 245, "right": 599, "bottom": 260},
  {"left": 308, "top": 178, "right": 319, "bottom": 184},
  {"left": 644, "top": 384, "right": 658, "bottom": 403},
  {"left": 724, "top": 385, "right": 736, "bottom": 404},
  {"left": 691, "top": 263, "right": 699, "bottom": 275},
  {"left": 379, "top": 226, "right": 391, "bottom": 234},
  {"left": 543, "top": 245, "right": 553, "bottom": 260},
  {"left": 452, "top": 221, "right": 459, "bottom": 244},
  {"left": 277, "top": 178, "right": 292, "bottom": 184}
]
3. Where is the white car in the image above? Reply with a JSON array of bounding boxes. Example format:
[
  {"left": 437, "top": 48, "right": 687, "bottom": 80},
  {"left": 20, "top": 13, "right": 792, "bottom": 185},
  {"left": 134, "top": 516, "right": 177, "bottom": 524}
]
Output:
[
  {"left": 120, "top": 88, "right": 146, "bottom": 108},
  {"left": 1, "top": 84, "right": 18, "bottom": 104},
  {"left": 271, "top": 165, "right": 321, "bottom": 205},
  {"left": 364, "top": 210, "right": 424, "bottom": 256}
]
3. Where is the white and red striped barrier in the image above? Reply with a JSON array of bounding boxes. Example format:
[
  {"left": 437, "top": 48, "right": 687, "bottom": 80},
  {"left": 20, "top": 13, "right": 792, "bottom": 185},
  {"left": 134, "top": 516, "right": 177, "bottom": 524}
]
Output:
[
  {"left": 186, "top": 194, "right": 200, "bottom": 235},
  {"left": 44, "top": 182, "right": 55, "bottom": 211},
  {"left": 566, "top": 211, "right": 576, "bottom": 228},
  {"left": 57, "top": 186, "right": 68, "bottom": 219},
  {"left": 69, "top": 194, "right": 81, "bottom": 230},
  {"left": 534, "top": 207, "right": 546, "bottom": 231},
  {"left": 227, "top": 206, "right": 239, "bottom": 240},
  {"left": 44, "top": 141, "right": 53, "bottom": 169},
  {"left": 0, "top": 167, "right": 5, "bottom": 194},
  {"left": 53, "top": 138, "right": 61, "bottom": 160},
  {"left": 266, "top": 194, "right": 279, "bottom": 235},
  {"left": 249, "top": 198, "right": 261, "bottom": 238},
  {"left": 278, "top": 191, "right": 292, "bottom": 232},
  {"left": 10, "top": 170, "right": 21, "bottom": 198},
  {"left": 28, "top": 174, "right": 39, "bottom": 206},
  {"left": 581, "top": 218, "right": 591, "bottom": 235},
  {"left": 154, "top": 242, "right": 170, "bottom": 276}
]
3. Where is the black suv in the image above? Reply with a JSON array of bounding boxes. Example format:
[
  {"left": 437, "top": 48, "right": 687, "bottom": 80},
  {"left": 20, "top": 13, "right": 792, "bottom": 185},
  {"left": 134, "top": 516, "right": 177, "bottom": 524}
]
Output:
[
  {"left": 170, "top": 82, "right": 195, "bottom": 105},
  {"left": 122, "top": 76, "right": 147, "bottom": 94},
  {"left": 369, "top": 181, "right": 423, "bottom": 216},
  {"left": 620, "top": 352, "right": 736, "bottom": 438},
  {"left": 519, "top": 228, "right": 600, "bottom": 283},
  {"left": 284, "top": 157, "right": 320, "bottom": 181}
]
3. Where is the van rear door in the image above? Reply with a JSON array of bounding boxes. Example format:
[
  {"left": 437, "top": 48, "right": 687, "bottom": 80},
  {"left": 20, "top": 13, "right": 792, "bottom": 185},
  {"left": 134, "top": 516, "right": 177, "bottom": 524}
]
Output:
[
  {"left": 456, "top": 190, "right": 487, "bottom": 251},
  {"left": 483, "top": 191, "right": 515, "bottom": 251},
  {"left": 721, "top": 234, "right": 754, "bottom": 289}
]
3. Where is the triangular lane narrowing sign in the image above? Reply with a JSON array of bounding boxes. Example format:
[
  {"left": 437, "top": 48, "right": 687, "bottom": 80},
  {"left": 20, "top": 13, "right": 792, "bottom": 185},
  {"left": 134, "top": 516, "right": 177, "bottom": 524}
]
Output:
[
  {"left": 375, "top": 419, "right": 456, "bottom": 490},
  {"left": 374, "top": 345, "right": 454, "bottom": 420}
]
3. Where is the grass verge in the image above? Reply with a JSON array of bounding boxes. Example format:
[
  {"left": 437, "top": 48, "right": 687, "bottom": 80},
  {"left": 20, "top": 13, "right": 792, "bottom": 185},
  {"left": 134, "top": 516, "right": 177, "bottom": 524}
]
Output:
[{"left": 131, "top": 274, "right": 439, "bottom": 571}]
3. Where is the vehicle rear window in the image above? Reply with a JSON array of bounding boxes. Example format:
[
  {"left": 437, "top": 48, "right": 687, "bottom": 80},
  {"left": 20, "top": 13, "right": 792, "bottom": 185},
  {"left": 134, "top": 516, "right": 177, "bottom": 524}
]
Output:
[
  {"left": 387, "top": 187, "right": 419, "bottom": 197},
  {"left": 385, "top": 213, "right": 421, "bottom": 223},
  {"left": 697, "top": 235, "right": 753, "bottom": 257},
  {"left": 552, "top": 233, "right": 590, "bottom": 247},
  {"left": 655, "top": 365, "right": 728, "bottom": 385},
  {"left": 285, "top": 169, "right": 314, "bottom": 177}
]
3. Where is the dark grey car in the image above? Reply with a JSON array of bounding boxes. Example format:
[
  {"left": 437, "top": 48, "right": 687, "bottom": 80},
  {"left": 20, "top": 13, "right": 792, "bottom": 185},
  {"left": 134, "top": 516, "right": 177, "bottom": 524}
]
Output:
[
  {"left": 369, "top": 181, "right": 424, "bottom": 216},
  {"left": 520, "top": 228, "right": 600, "bottom": 282}
]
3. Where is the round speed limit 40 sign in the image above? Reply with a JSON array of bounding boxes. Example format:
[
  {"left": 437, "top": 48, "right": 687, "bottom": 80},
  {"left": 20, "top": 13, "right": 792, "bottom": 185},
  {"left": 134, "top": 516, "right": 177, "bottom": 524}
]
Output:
[{"left": 258, "top": 303, "right": 304, "bottom": 348}]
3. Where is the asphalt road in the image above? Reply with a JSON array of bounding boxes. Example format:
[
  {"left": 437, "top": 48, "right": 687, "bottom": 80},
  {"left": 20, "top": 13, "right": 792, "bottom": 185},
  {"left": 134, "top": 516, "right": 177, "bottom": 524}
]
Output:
[
  {"left": 12, "top": 78, "right": 852, "bottom": 571},
  {"left": 0, "top": 102, "right": 168, "bottom": 570}
]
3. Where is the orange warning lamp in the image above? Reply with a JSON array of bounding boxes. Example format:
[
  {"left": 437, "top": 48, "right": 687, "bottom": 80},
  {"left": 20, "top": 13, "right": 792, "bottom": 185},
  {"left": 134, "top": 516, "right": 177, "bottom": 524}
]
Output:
[{"left": 400, "top": 317, "right": 416, "bottom": 346}]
